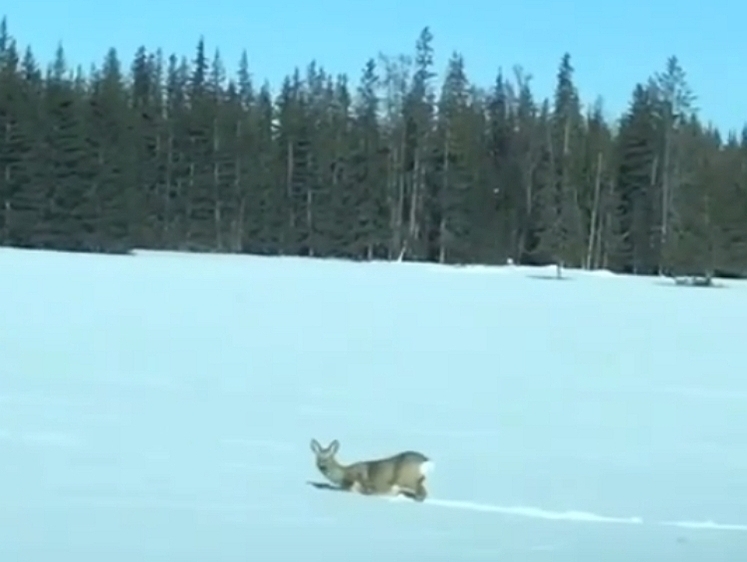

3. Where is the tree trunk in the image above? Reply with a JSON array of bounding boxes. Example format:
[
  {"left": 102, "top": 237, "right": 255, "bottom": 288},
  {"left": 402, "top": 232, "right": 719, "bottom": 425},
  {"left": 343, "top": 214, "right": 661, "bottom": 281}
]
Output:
[
  {"left": 286, "top": 140, "right": 295, "bottom": 230},
  {"left": 306, "top": 187, "right": 313, "bottom": 256},
  {"left": 165, "top": 130, "right": 174, "bottom": 245},
  {"left": 440, "top": 129, "right": 450, "bottom": 264},
  {"left": 233, "top": 119, "right": 243, "bottom": 252},
  {"left": 213, "top": 119, "right": 222, "bottom": 251},
  {"left": 408, "top": 147, "right": 420, "bottom": 256},
  {"left": 586, "top": 151, "right": 603, "bottom": 269}
]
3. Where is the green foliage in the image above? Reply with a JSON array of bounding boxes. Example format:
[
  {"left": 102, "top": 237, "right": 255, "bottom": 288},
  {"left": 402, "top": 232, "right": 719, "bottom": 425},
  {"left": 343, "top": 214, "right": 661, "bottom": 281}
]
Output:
[{"left": 0, "top": 17, "right": 745, "bottom": 277}]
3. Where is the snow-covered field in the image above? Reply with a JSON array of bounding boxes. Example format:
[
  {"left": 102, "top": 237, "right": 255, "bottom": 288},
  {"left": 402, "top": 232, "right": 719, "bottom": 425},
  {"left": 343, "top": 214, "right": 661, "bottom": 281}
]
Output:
[{"left": 1, "top": 247, "right": 746, "bottom": 561}]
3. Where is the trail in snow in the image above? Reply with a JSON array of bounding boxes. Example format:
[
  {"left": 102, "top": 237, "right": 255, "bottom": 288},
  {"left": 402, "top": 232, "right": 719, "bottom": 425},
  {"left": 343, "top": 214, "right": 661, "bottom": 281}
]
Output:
[{"left": 306, "top": 480, "right": 747, "bottom": 532}]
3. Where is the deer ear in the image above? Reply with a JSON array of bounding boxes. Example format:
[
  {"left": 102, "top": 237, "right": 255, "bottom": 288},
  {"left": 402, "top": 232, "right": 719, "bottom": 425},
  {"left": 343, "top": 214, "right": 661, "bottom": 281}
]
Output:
[
  {"left": 329, "top": 440, "right": 339, "bottom": 455},
  {"left": 310, "top": 439, "right": 322, "bottom": 454}
]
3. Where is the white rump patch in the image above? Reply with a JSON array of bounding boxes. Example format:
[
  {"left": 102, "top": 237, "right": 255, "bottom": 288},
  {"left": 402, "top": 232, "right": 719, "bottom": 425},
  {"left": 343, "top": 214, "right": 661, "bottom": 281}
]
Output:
[{"left": 419, "top": 460, "right": 434, "bottom": 476}]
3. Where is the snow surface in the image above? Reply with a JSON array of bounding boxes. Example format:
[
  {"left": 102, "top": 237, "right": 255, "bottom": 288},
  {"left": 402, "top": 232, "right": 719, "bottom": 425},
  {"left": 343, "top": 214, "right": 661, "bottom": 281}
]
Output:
[{"left": 1, "top": 247, "right": 746, "bottom": 561}]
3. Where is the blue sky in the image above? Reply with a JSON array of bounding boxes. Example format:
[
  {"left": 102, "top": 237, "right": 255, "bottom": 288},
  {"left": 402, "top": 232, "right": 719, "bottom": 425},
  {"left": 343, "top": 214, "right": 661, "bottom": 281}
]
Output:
[{"left": 3, "top": 0, "right": 745, "bottom": 133}]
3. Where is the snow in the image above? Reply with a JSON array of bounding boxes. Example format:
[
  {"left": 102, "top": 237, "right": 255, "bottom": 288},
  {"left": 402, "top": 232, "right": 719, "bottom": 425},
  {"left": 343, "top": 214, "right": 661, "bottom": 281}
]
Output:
[{"left": 1, "top": 247, "right": 746, "bottom": 561}]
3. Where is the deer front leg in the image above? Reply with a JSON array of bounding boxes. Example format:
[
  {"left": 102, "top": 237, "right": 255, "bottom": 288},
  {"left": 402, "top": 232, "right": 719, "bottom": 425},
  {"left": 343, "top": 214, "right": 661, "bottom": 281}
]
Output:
[
  {"left": 339, "top": 475, "right": 357, "bottom": 491},
  {"left": 357, "top": 480, "right": 376, "bottom": 495}
]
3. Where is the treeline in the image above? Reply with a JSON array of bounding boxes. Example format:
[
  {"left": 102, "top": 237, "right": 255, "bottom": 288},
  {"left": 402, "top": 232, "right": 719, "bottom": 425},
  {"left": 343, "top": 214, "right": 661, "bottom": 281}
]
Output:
[{"left": 1, "top": 18, "right": 746, "bottom": 277}]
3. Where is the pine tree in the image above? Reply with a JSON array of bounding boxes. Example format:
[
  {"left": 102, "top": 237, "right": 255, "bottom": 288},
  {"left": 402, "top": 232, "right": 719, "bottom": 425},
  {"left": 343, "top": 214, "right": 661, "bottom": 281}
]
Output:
[
  {"left": 615, "top": 83, "right": 660, "bottom": 273},
  {"left": 652, "top": 56, "right": 696, "bottom": 274},
  {"left": 349, "top": 58, "right": 387, "bottom": 258},
  {"left": 534, "top": 54, "right": 585, "bottom": 277},
  {"left": 401, "top": 26, "right": 436, "bottom": 260},
  {"left": 87, "top": 47, "right": 134, "bottom": 251},
  {"left": 0, "top": 25, "right": 745, "bottom": 278},
  {"left": 435, "top": 52, "right": 473, "bottom": 263},
  {"left": 40, "top": 44, "right": 93, "bottom": 250},
  {"left": 0, "top": 23, "right": 21, "bottom": 243}
]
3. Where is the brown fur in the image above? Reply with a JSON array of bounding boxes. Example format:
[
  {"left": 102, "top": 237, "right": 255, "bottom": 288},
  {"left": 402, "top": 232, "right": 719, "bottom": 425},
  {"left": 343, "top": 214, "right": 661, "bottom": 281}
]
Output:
[{"left": 310, "top": 439, "right": 431, "bottom": 501}]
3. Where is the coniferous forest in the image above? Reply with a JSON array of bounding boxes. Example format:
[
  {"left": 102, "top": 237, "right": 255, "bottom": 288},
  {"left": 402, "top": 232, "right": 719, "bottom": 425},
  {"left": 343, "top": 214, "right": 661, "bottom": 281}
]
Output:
[{"left": 1, "top": 18, "right": 746, "bottom": 278}]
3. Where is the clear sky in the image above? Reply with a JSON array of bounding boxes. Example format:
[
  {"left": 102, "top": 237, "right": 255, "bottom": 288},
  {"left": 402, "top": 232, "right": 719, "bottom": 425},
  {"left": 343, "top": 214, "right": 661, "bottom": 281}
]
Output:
[{"left": 3, "top": 0, "right": 745, "bottom": 134}]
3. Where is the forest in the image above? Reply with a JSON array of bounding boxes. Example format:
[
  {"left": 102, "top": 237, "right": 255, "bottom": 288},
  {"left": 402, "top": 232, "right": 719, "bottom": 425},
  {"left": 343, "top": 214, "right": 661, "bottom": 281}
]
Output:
[{"left": 1, "top": 18, "right": 746, "bottom": 278}]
